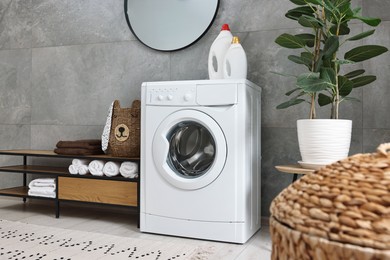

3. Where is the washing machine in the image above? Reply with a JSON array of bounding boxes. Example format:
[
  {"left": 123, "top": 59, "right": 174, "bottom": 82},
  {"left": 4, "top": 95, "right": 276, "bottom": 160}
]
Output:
[{"left": 140, "top": 79, "right": 261, "bottom": 243}]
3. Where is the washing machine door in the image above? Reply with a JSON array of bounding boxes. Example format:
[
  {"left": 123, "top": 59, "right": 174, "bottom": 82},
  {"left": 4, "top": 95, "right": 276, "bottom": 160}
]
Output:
[{"left": 152, "top": 109, "right": 227, "bottom": 190}]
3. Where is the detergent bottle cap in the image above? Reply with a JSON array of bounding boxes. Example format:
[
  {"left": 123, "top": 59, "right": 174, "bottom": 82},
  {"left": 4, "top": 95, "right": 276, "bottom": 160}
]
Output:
[
  {"left": 232, "top": 36, "right": 240, "bottom": 44},
  {"left": 221, "top": 24, "right": 230, "bottom": 31}
]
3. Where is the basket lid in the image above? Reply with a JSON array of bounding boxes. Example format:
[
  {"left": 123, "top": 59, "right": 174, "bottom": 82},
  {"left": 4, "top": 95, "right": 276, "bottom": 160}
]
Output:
[{"left": 270, "top": 143, "right": 390, "bottom": 250}]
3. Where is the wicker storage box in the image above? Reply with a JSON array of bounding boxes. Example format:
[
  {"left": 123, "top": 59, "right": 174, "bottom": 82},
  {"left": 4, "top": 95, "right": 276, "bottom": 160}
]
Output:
[{"left": 270, "top": 144, "right": 390, "bottom": 260}]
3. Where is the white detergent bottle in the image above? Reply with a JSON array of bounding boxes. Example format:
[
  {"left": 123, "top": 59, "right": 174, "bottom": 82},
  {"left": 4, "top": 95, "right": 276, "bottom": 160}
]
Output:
[
  {"left": 208, "top": 24, "right": 233, "bottom": 79},
  {"left": 223, "top": 36, "right": 247, "bottom": 79}
]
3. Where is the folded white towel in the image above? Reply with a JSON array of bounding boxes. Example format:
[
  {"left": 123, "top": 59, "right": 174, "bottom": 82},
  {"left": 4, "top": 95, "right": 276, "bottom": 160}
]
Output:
[
  {"left": 103, "top": 161, "right": 120, "bottom": 177},
  {"left": 72, "top": 159, "right": 90, "bottom": 167},
  {"left": 119, "top": 161, "right": 139, "bottom": 178},
  {"left": 68, "top": 164, "right": 78, "bottom": 175},
  {"left": 78, "top": 165, "right": 89, "bottom": 175},
  {"left": 88, "top": 160, "right": 105, "bottom": 176},
  {"left": 29, "top": 186, "right": 56, "bottom": 193},
  {"left": 28, "top": 178, "right": 56, "bottom": 189},
  {"left": 28, "top": 189, "right": 56, "bottom": 198}
]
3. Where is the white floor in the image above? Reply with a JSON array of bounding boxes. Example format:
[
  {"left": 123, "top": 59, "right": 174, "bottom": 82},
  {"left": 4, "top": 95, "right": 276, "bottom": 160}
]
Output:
[{"left": 0, "top": 197, "right": 272, "bottom": 259}]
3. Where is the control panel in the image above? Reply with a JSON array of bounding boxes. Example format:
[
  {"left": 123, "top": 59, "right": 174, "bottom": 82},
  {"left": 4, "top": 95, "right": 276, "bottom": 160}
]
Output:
[{"left": 146, "top": 84, "right": 197, "bottom": 106}]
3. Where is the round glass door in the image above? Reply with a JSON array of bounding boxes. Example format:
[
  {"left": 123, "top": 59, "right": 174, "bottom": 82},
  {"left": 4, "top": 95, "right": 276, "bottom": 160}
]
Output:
[
  {"left": 168, "top": 121, "right": 215, "bottom": 178},
  {"left": 152, "top": 110, "right": 227, "bottom": 190}
]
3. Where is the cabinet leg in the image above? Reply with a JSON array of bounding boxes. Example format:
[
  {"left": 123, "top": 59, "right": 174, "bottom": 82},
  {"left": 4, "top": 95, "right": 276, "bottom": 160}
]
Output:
[
  {"left": 292, "top": 173, "right": 298, "bottom": 183},
  {"left": 55, "top": 200, "right": 60, "bottom": 218},
  {"left": 23, "top": 197, "right": 26, "bottom": 203}
]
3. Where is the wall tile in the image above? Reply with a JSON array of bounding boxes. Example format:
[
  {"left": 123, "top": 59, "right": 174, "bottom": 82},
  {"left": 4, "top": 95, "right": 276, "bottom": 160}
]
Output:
[
  {"left": 31, "top": 41, "right": 170, "bottom": 125},
  {"left": 210, "top": 0, "right": 297, "bottom": 35},
  {"left": 170, "top": 32, "right": 247, "bottom": 81},
  {"left": 362, "top": 22, "right": 390, "bottom": 129},
  {"left": 0, "top": 124, "right": 30, "bottom": 188},
  {"left": 0, "top": 0, "right": 31, "bottom": 50},
  {"left": 30, "top": 125, "right": 104, "bottom": 166},
  {"left": 0, "top": 49, "right": 31, "bottom": 124},
  {"left": 363, "top": 128, "right": 390, "bottom": 153},
  {"left": 32, "top": 0, "right": 133, "bottom": 47},
  {"left": 362, "top": 0, "right": 390, "bottom": 21},
  {"left": 261, "top": 127, "right": 300, "bottom": 216}
]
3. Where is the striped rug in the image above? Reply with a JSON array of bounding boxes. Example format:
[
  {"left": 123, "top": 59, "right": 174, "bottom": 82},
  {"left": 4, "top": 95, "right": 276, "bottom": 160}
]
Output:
[{"left": 0, "top": 219, "right": 215, "bottom": 260}]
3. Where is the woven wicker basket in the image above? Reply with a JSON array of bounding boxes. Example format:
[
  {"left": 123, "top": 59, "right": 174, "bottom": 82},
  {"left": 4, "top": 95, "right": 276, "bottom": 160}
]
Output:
[
  {"left": 108, "top": 100, "right": 141, "bottom": 157},
  {"left": 270, "top": 143, "right": 390, "bottom": 260}
]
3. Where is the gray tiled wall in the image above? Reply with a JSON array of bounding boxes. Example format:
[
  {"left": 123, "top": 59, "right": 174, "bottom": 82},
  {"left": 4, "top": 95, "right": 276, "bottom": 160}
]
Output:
[{"left": 0, "top": 0, "right": 388, "bottom": 216}]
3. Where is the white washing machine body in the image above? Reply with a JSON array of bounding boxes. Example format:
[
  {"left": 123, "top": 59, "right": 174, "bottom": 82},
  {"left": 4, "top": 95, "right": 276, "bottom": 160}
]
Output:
[{"left": 140, "top": 79, "right": 261, "bottom": 243}]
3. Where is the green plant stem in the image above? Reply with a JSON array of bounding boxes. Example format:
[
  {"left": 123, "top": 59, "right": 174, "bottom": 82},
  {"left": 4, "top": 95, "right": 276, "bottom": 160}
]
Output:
[{"left": 310, "top": 93, "right": 316, "bottom": 119}]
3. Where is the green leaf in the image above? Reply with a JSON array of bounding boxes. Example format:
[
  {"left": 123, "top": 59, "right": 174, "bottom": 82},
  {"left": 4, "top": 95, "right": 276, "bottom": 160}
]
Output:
[
  {"left": 275, "top": 33, "right": 306, "bottom": 49},
  {"left": 318, "top": 93, "right": 333, "bottom": 106},
  {"left": 305, "top": 0, "right": 323, "bottom": 5},
  {"left": 344, "top": 45, "right": 388, "bottom": 62},
  {"left": 323, "top": 36, "right": 339, "bottom": 58},
  {"left": 277, "top": 98, "right": 306, "bottom": 109},
  {"left": 288, "top": 55, "right": 306, "bottom": 65},
  {"left": 343, "top": 96, "right": 361, "bottom": 102},
  {"left": 298, "top": 15, "right": 324, "bottom": 28},
  {"left": 295, "top": 33, "right": 315, "bottom": 47},
  {"left": 338, "top": 76, "right": 353, "bottom": 97},
  {"left": 289, "top": 0, "right": 306, "bottom": 5},
  {"left": 330, "top": 23, "right": 350, "bottom": 35},
  {"left": 352, "top": 7, "right": 362, "bottom": 15},
  {"left": 346, "top": 30, "right": 375, "bottom": 41},
  {"left": 285, "top": 88, "right": 301, "bottom": 96},
  {"left": 335, "top": 59, "right": 355, "bottom": 65},
  {"left": 353, "top": 15, "right": 381, "bottom": 26},
  {"left": 297, "top": 78, "right": 329, "bottom": 92},
  {"left": 344, "top": 69, "right": 365, "bottom": 79},
  {"left": 351, "top": 75, "right": 376, "bottom": 88},
  {"left": 286, "top": 6, "right": 315, "bottom": 20},
  {"left": 320, "top": 67, "right": 336, "bottom": 86},
  {"left": 301, "top": 52, "right": 314, "bottom": 66},
  {"left": 270, "top": 71, "right": 298, "bottom": 78}
]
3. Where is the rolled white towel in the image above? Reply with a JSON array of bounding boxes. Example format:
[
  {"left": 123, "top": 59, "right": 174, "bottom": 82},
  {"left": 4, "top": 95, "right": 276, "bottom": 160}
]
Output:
[
  {"left": 88, "top": 160, "right": 105, "bottom": 176},
  {"left": 78, "top": 165, "right": 89, "bottom": 175},
  {"left": 72, "top": 159, "right": 90, "bottom": 167},
  {"left": 68, "top": 164, "right": 78, "bottom": 175},
  {"left": 119, "top": 161, "right": 139, "bottom": 178},
  {"left": 103, "top": 161, "right": 121, "bottom": 177},
  {"left": 29, "top": 178, "right": 56, "bottom": 189}
]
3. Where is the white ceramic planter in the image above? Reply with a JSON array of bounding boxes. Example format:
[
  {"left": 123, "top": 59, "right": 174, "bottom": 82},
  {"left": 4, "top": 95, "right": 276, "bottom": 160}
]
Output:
[{"left": 297, "top": 119, "right": 352, "bottom": 167}]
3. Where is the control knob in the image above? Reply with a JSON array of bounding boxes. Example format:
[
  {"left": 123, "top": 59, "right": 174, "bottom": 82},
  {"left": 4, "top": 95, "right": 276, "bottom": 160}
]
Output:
[{"left": 183, "top": 93, "right": 192, "bottom": 102}]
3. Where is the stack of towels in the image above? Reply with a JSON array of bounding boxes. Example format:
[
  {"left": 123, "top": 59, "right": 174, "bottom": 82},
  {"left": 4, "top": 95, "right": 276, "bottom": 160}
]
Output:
[
  {"left": 68, "top": 160, "right": 138, "bottom": 179},
  {"left": 54, "top": 139, "right": 104, "bottom": 155},
  {"left": 28, "top": 178, "right": 56, "bottom": 198}
]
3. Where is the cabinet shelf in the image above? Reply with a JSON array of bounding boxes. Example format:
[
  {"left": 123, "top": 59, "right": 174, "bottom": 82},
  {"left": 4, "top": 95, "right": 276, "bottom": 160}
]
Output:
[
  {"left": 0, "top": 149, "right": 140, "bottom": 218},
  {"left": 0, "top": 186, "right": 55, "bottom": 200},
  {"left": 0, "top": 165, "right": 137, "bottom": 182}
]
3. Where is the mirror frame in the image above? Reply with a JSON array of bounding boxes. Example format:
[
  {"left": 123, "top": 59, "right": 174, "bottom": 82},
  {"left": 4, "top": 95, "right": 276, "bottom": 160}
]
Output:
[{"left": 124, "top": 0, "right": 219, "bottom": 52}]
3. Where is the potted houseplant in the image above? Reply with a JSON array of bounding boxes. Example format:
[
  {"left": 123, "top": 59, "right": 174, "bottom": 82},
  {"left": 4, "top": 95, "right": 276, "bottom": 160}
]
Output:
[{"left": 274, "top": 0, "right": 388, "bottom": 168}]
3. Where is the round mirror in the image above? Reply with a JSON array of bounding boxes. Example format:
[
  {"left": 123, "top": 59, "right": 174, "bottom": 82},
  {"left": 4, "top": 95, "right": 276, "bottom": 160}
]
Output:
[{"left": 124, "top": 0, "right": 219, "bottom": 51}]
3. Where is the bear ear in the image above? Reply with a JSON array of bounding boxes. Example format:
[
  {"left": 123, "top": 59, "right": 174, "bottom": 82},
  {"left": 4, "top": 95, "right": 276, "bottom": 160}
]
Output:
[
  {"left": 113, "top": 100, "right": 121, "bottom": 109},
  {"left": 132, "top": 100, "right": 141, "bottom": 109}
]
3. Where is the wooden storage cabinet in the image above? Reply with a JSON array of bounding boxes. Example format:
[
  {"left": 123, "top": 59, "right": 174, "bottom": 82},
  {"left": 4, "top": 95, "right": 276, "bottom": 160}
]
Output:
[
  {"left": 0, "top": 150, "right": 140, "bottom": 218},
  {"left": 58, "top": 177, "right": 138, "bottom": 206}
]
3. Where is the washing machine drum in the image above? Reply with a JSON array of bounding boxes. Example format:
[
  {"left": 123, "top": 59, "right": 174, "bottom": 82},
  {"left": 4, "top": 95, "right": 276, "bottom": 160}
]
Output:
[{"left": 168, "top": 122, "right": 215, "bottom": 178}]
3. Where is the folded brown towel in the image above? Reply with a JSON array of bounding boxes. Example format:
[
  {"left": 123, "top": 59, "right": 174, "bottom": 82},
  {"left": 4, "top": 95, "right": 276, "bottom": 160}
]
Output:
[
  {"left": 54, "top": 147, "right": 104, "bottom": 155},
  {"left": 56, "top": 139, "right": 102, "bottom": 149}
]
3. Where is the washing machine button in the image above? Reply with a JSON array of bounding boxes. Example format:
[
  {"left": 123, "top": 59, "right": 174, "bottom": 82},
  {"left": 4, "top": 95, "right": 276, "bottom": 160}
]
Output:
[
  {"left": 157, "top": 95, "right": 164, "bottom": 101},
  {"left": 183, "top": 93, "right": 192, "bottom": 101},
  {"left": 167, "top": 95, "right": 173, "bottom": 101}
]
